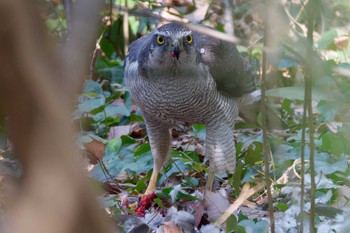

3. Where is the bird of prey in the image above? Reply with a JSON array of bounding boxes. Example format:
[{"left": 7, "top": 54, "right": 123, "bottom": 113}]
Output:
[{"left": 124, "top": 23, "right": 265, "bottom": 194}]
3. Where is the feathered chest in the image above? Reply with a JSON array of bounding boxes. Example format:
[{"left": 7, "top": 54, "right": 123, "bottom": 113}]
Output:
[{"left": 127, "top": 71, "right": 218, "bottom": 124}]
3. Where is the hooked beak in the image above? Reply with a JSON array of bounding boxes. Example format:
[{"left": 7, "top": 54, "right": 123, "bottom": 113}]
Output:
[{"left": 171, "top": 40, "right": 180, "bottom": 60}]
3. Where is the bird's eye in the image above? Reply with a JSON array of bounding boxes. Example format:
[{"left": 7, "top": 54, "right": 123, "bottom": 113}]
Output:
[
  {"left": 156, "top": 35, "right": 165, "bottom": 45},
  {"left": 185, "top": 34, "right": 193, "bottom": 44}
]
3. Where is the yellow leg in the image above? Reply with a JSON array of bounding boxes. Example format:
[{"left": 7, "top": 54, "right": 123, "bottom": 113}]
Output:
[
  {"left": 206, "top": 169, "right": 215, "bottom": 191},
  {"left": 141, "top": 122, "right": 171, "bottom": 195},
  {"left": 144, "top": 167, "right": 160, "bottom": 194}
]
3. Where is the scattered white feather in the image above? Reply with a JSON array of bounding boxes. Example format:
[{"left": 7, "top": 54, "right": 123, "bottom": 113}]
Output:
[
  {"left": 304, "top": 174, "right": 339, "bottom": 189},
  {"left": 205, "top": 190, "right": 230, "bottom": 222},
  {"left": 281, "top": 186, "right": 300, "bottom": 196},
  {"left": 192, "top": 190, "right": 204, "bottom": 200},
  {"left": 200, "top": 224, "right": 223, "bottom": 233},
  {"left": 144, "top": 212, "right": 163, "bottom": 229},
  {"left": 169, "top": 184, "right": 184, "bottom": 203},
  {"left": 218, "top": 188, "right": 228, "bottom": 198},
  {"left": 317, "top": 213, "right": 350, "bottom": 233}
]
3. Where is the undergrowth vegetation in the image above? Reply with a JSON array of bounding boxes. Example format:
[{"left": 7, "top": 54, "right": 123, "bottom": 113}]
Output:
[
  {"left": 1, "top": 0, "right": 350, "bottom": 232},
  {"left": 75, "top": 1, "right": 350, "bottom": 232}
]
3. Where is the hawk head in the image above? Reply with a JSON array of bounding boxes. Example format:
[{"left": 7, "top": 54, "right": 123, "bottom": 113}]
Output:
[{"left": 145, "top": 23, "right": 200, "bottom": 70}]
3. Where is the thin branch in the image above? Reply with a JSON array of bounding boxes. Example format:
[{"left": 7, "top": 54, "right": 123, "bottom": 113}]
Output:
[
  {"left": 214, "top": 182, "right": 265, "bottom": 226},
  {"left": 299, "top": 76, "right": 307, "bottom": 233},
  {"left": 261, "top": 1, "right": 275, "bottom": 232},
  {"left": 90, "top": 33, "right": 103, "bottom": 80},
  {"left": 306, "top": 0, "right": 317, "bottom": 232},
  {"left": 98, "top": 159, "right": 123, "bottom": 192},
  {"left": 112, "top": 4, "right": 241, "bottom": 44},
  {"left": 281, "top": 0, "right": 308, "bottom": 36},
  {"left": 123, "top": 0, "right": 129, "bottom": 56}
]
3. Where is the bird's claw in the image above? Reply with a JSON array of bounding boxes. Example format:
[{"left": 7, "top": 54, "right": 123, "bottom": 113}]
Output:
[{"left": 135, "top": 192, "right": 157, "bottom": 216}]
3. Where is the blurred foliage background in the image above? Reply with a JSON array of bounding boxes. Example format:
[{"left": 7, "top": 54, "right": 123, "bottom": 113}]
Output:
[{"left": 1, "top": 0, "right": 350, "bottom": 232}]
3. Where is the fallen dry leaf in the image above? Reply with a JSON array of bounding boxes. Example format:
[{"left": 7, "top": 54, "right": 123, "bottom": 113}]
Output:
[
  {"left": 334, "top": 35, "right": 349, "bottom": 50},
  {"left": 84, "top": 139, "right": 106, "bottom": 161}
]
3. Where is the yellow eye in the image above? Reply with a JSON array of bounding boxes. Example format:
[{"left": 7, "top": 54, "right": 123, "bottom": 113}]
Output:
[
  {"left": 185, "top": 34, "right": 193, "bottom": 44},
  {"left": 156, "top": 35, "right": 165, "bottom": 45}
]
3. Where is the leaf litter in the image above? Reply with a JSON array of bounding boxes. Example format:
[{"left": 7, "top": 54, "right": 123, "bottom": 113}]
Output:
[{"left": 84, "top": 123, "right": 278, "bottom": 233}]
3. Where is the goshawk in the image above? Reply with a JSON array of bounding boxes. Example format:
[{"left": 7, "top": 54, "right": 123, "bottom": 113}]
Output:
[{"left": 124, "top": 23, "right": 262, "bottom": 194}]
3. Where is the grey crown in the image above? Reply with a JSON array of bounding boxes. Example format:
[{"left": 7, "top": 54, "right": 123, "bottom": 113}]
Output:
[{"left": 124, "top": 23, "right": 258, "bottom": 177}]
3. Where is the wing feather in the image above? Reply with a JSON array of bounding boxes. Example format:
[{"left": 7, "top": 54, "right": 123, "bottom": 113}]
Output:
[
  {"left": 193, "top": 28, "right": 256, "bottom": 97},
  {"left": 125, "top": 32, "right": 152, "bottom": 65}
]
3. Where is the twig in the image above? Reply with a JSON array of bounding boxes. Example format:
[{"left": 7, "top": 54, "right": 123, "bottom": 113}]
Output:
[
  {"left": 269, "top": 149, "right": 277, "bottom": 182},
  {"left": 306, "top": 1, "right": 317, "bottom": 232},
  {"left": 300, "top": 127, "right": 309, "bottom": 233},
  {"left": 178, "top": 150, "right": 206, "bottom": 180},
  {"left": 90, "top": 33, "right": 103, "bottom": 80},
  {"left": 261, "top": 1, "right": 275, "bottom": 232},
  {"left": 112, "top": 4, "right": 241, "bottom": 44},
  {"left": 214, "top": 182, "right": 265, "bottom": 227},
  {"left": 299, "top": 81, "right": 307, "bottom": 233},
  {"left": 118, "top": 183, "right": 136, "bottom": 188},
  {"left": 171, "top": 158, "right": 197, "bottom": 188},
  {"left": 281, "top": 0, "right": 308, "bottom": 36},
  {"left": 98, "top": 159, "right": 123, "bottom": 192},
  {"left": 123, "top": 0, "right": 129, "bottom": 56}
]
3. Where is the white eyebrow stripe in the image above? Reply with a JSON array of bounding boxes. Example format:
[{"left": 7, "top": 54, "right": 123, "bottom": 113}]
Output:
[
  {"left": 155, "top": 30, "right": 192, "bottom": 38},
  {"left": 155, "top": 30, "right": 171, "bottom": 36}
]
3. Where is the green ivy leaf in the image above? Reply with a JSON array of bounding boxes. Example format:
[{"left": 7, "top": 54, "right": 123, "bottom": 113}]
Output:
[
  {"left": 91, "top": 104, "right": 130, "bottom": 122},
  {"left": 134, "top": 177, "right": 147, "bottom": 193},
  {"left": 158, "top": 159, "right": 186, "bottom": 185},
  {"left": 315, "top": 156, "right": 348, "bottom": 174},
  {"left": 245, "top": 142, "right": 263, "bottom": 166},
  {"left": 190, "top": 124, "right": 206, "bottom": 140},
  {"left": 317, "top": 29, "right": 338, "bottom": 50},
  {"left": 89, "top": 136, "right": 153, "bottom": 182},
  {"left": 317, "top": 100, "right": 342, "bottom": 121},
  {"left": 266, "top": 87, "right": 346, "bottom": 102},
  {"left": 74, "top": 92, "right": 106, "bottom": 121},
  {"left": 321, "top": 132, "right": 347, "bottom": 157},
  {"left": 157, "top": 187, "right": 173, "bottom": 198},
  {"left": 276, "top": 202, "right": 289, "bottom": 212},
  {"left": 183, "top": 176, "right": 199, "bottom": 187},
  {"left": 231, "top": 160, "right": 244, "bottom": 192},
  {"left": 277, "top": 57, "right": 298, "bottom": 69},
  {"left": 154, "top": 198, "right": 166, "bottom": 208},
  {"left": 83, "top": 92, "right": 99, "bottom": 98},
  {"left": 100, "top": 37, "right": 115, "bottom": 58},
  {"left": 314, "top": 204, "right": 343, "bottom": 217},
  {"left": 176, "top": 191, "right": 198, "bottom": 201},
  {"left": 226, "top": 214, "right": 237, "bottom": 233},
  {"left": 100, "top": 116, "right": 120, "bottom": 126},
  {"left": 238, "top": 219, "right": 269, "bottom": 233},
  {"left": 134, "top": 143, "right": 151, "bottom": 157},
  {"left": 83, "top": 80, "right": 103, "bottom": 94}
]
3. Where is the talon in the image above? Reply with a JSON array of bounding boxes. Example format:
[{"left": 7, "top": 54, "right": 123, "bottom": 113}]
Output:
[{"left": 135, "top": 192, "right": 157, "bottom": 217}]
